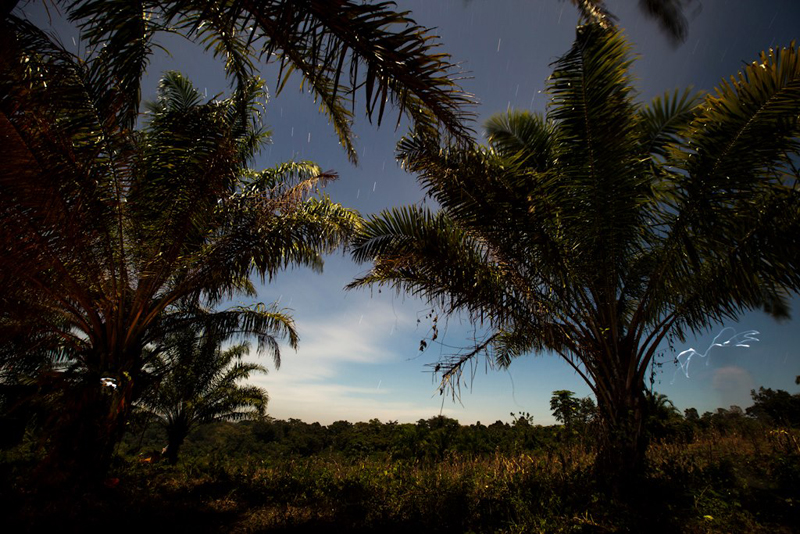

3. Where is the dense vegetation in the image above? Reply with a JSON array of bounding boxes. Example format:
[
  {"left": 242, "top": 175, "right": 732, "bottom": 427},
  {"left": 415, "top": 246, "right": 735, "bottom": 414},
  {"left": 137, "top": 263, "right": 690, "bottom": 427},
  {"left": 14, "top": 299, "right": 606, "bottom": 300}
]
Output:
[
  {"left": 0, "top": 0, "right": 468, "bottom": 483},
  {"left": 3, "top": 388, "right": 799, "bottom": 533}
]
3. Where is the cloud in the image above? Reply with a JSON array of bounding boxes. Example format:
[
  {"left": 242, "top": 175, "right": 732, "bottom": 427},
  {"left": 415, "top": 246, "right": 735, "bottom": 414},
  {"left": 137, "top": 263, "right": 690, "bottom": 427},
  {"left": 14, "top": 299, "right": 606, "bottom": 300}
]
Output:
[
  {"left": 246, "top": 297, "right": 453, "bottom": 423},
  {"left": 242, "top": 291, "right": 534, "bottom": 425},
  {"left": 250, "top": 376, "right": 458, "bottom": 423},
  {"left": 712, "top": 366, "right": 755, "bottom": 409}
]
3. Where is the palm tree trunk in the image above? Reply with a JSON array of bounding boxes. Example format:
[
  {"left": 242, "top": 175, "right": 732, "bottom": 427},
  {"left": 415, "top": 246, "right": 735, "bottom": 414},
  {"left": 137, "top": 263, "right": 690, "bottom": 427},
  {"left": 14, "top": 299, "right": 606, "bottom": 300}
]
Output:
[
  {"left": 40, "top": 375, "right": 134, "bottom": 486},
  {"left": 165, "top": 419, "right": 190, "bottom": 465},
  {"left": 594, "top": 381, "right": 648, "bottom": 485}
]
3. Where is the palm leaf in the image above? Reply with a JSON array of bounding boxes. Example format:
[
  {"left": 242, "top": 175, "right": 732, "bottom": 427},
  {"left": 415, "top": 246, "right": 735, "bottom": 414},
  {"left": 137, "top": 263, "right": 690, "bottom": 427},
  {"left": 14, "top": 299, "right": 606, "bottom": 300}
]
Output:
[
  {"left": 67, "top": 0, "right": 159, "bottom": 128},
  {"left": 639, "top": 87, "right": 702, "bottom": 160},
  {"left": 680, "top": 42, "right": 800, "bottom": 190},
  {"left": 548, "top": 24, "right": 653, "bottom": 295},
  {"left": 66, "top": 0, "right": 475, "bottom": 162},
  {"left": 349, "top": 205, "right": 512, "bottom": 324},
  {"left": 484, "top": 111, "right": 556, "bottom": 171}
]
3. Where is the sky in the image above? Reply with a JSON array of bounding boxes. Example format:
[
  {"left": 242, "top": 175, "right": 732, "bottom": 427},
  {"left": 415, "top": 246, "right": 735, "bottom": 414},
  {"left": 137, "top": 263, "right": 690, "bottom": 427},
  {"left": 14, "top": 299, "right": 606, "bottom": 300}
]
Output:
[{"left": 20, "top": 0, "right": 800, "bottom": 425}]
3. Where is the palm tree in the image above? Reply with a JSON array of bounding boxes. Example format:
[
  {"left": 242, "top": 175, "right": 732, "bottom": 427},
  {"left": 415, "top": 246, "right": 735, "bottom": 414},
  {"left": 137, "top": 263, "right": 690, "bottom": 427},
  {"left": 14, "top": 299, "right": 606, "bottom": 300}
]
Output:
[
  {"left": 643, "top": 391, "right": 685, "bottom": 441},
  {"left": 7, "top": 0, "right": 474, "bottom": 161},
  {"left": 349, "top": 24, "right": 800, "bottom": 480},
  {"left": 138, "top": 325, "right": 269, "bottom": 465},
  {"left": 0, "top": 18, "right": 359, "bottom": 481}
]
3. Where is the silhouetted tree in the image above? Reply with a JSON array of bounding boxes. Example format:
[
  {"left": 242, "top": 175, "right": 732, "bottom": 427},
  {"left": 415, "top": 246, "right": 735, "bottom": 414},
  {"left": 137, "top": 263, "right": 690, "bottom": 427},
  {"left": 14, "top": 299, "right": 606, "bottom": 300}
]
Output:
[
  {"left": 747, "top": 387, "right": 800, "bottom": 427},
  {"left": 350, "top": 24, "right": 800, "bottom": 481},
  {"left": 139, "top": 326, "right": 268, "bottom": 465}
]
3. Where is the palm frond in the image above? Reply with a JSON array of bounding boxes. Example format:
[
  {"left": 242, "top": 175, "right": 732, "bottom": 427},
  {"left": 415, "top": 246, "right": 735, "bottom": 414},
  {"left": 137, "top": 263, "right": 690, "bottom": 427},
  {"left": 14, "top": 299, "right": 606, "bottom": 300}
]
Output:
[
  {"left": 67, "top": 0, "right": 158, "bottom": 128},
  {"left": 66, "top": 0, "right": 476, "bottom": 162},
  {"left": 680, "top": 41, "right": 800, "bottom": 191},
  {"left": 547, "top": 24, "right": 652, "bottom": 291},
  {"left": 484, "top": 110, "right": 556, "bottom": 171},
  {"left": 569, "top": 0, "right": 693, "bottom": 45},
  {"left": 637, "top": 0, "right": 693, "bottom": 46},
  {"left": 145, "top": 71, "right": 205, "bottom": 114},
  {"left": 350, "top": 205, "right": 522, "bottom": 326},
  {"left": 250, "top": 0, "right": 475, "bottom": 147},
  {"left": 642, "top": 41, "right": 800, "bottom": 341},
  {"left": 182, "top": 303, "right": 298, "bottom": 369},
  {"left": 569, "top": 0, "right": 616, "bottom": 29},
  {"left": 639, "top": 87, "right": 702, "bottom": 160}
]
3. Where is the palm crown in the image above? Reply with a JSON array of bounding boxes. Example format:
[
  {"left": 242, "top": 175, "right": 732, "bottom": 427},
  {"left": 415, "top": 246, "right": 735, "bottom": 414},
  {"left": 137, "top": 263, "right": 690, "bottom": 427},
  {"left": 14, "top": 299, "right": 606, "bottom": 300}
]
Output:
[
  {"left": 138, "top": 325, "right": 269, "bottom": 464},
  {"left": 0, "top": 18, "right": 359, "bottom": 477},
  {"left": 350, "top": 24, "right": 800, "bottom": 475}
]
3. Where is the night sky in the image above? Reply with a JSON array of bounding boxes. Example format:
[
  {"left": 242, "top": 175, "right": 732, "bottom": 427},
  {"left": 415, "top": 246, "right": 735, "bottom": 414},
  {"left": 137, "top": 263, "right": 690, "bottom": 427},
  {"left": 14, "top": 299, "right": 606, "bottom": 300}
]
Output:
[{"left": 21, "top": 0, "right": 800, "bottom": 424}]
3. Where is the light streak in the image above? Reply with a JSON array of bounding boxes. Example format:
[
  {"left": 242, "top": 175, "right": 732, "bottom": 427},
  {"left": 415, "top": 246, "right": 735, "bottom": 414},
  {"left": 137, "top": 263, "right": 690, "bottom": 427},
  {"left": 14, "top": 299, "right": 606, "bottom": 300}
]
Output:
[{"left": 671, "top": 327, "right": 759, "bottom": 383}]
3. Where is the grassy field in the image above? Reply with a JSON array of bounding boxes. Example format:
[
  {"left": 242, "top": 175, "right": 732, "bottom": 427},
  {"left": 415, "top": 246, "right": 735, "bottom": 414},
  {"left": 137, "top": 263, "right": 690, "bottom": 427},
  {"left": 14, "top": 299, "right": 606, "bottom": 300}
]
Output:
[{"left": 2, "top": 427, "right": 798, "bottom": 533}]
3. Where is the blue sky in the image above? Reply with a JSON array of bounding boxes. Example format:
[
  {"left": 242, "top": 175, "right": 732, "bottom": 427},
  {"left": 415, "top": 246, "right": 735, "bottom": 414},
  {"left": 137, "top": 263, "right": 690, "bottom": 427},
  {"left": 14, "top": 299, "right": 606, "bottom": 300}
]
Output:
[{"left": 22, "top": 0, "right": 800, "bottom": 425}]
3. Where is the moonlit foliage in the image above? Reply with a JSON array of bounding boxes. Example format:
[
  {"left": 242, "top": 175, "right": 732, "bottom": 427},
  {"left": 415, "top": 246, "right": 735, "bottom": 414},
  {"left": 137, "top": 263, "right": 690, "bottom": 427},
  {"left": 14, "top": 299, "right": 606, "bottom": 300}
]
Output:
[
  {"left": 0, "top": 17, "right": 358, "bottom": 478},
  {"left": 350, "top": 24, "right": 800, "bottom": 477}
]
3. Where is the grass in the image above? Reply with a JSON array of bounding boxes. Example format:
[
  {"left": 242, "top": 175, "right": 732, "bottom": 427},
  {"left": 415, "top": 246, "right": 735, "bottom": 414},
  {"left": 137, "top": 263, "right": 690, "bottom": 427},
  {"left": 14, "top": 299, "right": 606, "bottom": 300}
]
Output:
[{"left": 2, "top": 430, "right": 799, "bottom": 533}]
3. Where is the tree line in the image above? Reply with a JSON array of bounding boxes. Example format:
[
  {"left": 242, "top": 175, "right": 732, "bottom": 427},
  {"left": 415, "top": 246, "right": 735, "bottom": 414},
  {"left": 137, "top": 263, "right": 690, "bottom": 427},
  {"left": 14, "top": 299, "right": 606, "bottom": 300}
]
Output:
[{"left": 114, "top": 385, "right": 800, "bottom": 465}]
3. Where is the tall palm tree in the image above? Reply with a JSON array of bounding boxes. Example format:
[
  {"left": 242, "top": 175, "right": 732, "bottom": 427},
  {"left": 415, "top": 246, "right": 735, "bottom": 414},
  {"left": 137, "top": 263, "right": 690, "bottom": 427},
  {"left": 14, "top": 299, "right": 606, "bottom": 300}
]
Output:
[
  {"left": 0, "top": 18, "right": 359, "bottom": 481},
  {"left": 138, "top": 325, "right": 269, "bottom": 465},
  {"left": 349, "top": 24, "right": 800, "bottom": 479},
  {"left": 8, "top": 0, "right": 474, "bottom": 161}
]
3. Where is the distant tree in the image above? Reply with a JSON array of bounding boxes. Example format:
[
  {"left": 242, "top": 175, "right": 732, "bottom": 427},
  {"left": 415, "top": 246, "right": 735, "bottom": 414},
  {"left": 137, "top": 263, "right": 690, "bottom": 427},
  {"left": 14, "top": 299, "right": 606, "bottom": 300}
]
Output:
[
  {"left": 509, "top": 411, "right": 539, "bottom": 451},
  {"left": 550, "top": 390, "right": 596, "bottom": 447},
  {"left": 550, "top": 391, "right": 582, "bottom": 427},
  {"left": 550, "top": 391, "right": 596, "bottom": 430},
  {"left": 323, "top": 420, "right": 352, "bottom": 453},
  {"left": 577, "top": 396, "right": 596, "bottom": 417},
  {"left": 140, "top": 326, "right": 269, "bottom": 465},
  {"left": 697, "top": 404, "right": 759, "bottom": 435},
  {"left": 747, "top": 387, "right": 800, "bottom": 428},
  {"left": 646, "top": 392, "right": 680, "bottom": 418},
  {"left": 511, "top": 411, "right": 535, "bottom": 427},
  {"left": 644, "top": 391, "right": 688, "bottom": 441}
]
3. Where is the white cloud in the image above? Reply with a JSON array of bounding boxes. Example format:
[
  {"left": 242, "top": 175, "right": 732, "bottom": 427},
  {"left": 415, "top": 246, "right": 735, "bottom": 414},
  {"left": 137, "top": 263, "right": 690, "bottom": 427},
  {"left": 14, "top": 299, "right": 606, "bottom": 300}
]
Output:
[
  {"left": 245, "top": 296, "right": 449, "bottom": 423},
  {"left": 251, "top": 375, "right": 458, "bottom": 423},
  {"left": 712, "top": 365, "right": 755, "bottom": 409},
  {"left": 242, "top": 293, "right": 553, "bottom": 425}
]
